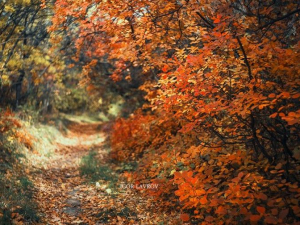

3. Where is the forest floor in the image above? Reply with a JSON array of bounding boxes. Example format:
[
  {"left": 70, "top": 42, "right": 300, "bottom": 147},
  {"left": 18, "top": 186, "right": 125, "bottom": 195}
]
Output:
[{"left": 24, "top": 117, "right": 180, "bottom": 225}]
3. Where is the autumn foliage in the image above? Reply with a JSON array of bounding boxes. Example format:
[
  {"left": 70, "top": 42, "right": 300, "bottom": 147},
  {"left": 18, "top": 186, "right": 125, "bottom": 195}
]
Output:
[
  {"left": 49, "top": 0, "right": 300, "bottom": 223},
  {"left": 0, "top": 109, "right": 33, "bottom": 149}
]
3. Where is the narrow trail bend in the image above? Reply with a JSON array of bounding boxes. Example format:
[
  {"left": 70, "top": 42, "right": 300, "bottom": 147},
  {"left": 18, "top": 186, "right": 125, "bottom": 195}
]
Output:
[{"left": 28, "top": 120, "right": 177, "bottom": 225}]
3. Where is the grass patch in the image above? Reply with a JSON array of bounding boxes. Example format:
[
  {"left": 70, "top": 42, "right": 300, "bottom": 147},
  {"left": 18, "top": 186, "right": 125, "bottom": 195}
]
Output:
[
  {"left": 79, "top": 151, "right": 118, "bottom": 185},
  {"left": 0, "top": 174, "right": 39, "bottom": 224}
]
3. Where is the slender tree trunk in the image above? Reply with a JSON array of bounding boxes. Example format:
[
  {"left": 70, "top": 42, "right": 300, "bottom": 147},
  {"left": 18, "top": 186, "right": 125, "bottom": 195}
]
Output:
[{"left": 15, "top": 70, "right": 25, "bottom": 110}]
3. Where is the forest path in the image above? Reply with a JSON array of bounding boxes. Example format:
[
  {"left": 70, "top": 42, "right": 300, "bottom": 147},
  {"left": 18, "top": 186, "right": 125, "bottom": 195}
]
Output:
[{"left": 28, "top": 120, "right": 154, "bottom": 225}]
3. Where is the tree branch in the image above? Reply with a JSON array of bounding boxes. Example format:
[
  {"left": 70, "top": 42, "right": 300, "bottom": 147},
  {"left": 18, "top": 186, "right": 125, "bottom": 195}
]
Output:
[
  {"left": 236, "top": 36, "right": 253, "bottom": 80},
  {"left": 195, "top": 12, "right": 253, "bottom": 80},
  {"left": 259, "top": 8, "right": 300, "bottom": 30}
]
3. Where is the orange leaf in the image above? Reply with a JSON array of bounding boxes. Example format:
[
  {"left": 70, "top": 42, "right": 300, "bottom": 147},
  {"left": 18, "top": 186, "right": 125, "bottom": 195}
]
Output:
[
  {"left": 250, "top": 214, "right": 261, "bottom": 222},
  {"left": 180, "top": 213, "right": 190, "bottom": 222},
  {"left": 240, "top": 207, "right": 248, "bottom": 215},
  {"left": 292, "top": 93, "right": 300, "bottom": 98},
  {"left": 268, "top": 93, "right": 276, "bottom": 98},
  {"left": 200, "top": 196, "right": 208, "bottom": 204},
  {"left": 214, "top": 18, "right": 220, "bottom": 23},
  {"left": 281, "top": 92, "right": 290, "bottom": 98},
  {"left": 216, "top": 206, "right": 227, "bottom": 215},
  {"left": 271, "top": 208, "right": 278, "bottom": 216},
  {"left": 205, "top": 216, "right": 214, "bottom": 222},
  {"left": 275, "top": 163, "right": 282, "bottom": 170},
  {"left": 162, "top": 65, "right": 169, "bottom": 72},
  {"left": 257, "top": 206, "right": 266, "bottom": 214},
  {"left": 257, "top": 192, "right": 268, "bottom": 201},
  {"left": 213, "top": 15, "right": 221, "bottom": 23}
]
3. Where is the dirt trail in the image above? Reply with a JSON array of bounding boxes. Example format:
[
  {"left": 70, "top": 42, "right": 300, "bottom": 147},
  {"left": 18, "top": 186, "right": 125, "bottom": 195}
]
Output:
[
  {"left": 28, "top": 121, "right": 176, "bottom": 225},
  {"left": 31, "top": 122, "right": 107, "bottom": 224}
]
